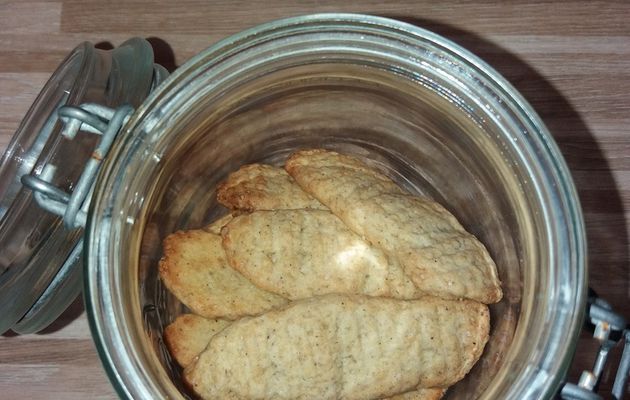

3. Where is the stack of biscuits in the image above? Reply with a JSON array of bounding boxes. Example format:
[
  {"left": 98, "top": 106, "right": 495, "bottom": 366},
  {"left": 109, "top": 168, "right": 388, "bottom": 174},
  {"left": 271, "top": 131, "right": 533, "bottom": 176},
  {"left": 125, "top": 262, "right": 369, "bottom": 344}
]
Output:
[{"left": 159, "top": 149, "right": 503, "bottom": 400}]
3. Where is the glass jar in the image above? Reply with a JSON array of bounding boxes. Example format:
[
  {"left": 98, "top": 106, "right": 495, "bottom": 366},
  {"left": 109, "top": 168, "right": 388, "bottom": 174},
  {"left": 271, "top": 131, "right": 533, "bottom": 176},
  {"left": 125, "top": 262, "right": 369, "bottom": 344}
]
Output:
[
  {"left": 7, "top": 13, "right": 588, "bottom": 400},
  {"left": 0, "top": 37, "right": 165, "bottom": 334}
]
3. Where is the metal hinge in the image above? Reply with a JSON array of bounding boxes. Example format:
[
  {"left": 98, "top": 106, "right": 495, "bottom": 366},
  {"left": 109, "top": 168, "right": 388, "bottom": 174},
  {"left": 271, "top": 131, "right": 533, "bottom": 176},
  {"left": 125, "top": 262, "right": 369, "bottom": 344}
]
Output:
[
  {"left": 21, "top": 103, "right": 134, "bottom": 229},
  {"left": 561, "top": 290, "right": 630, "bottom": 400}
]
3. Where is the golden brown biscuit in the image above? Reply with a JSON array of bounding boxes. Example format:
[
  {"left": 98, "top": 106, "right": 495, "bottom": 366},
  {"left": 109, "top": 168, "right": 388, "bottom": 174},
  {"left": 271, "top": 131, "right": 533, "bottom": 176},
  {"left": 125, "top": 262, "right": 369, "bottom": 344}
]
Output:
[
  {"left": 184, "top": 294, "right": 489, "bottom": 400},
  {"left": 286, "top": 149, "right": 502, "bottom": 304},
  {"left": 285, "top": 149, "right": 404, "bottom": 211},
  {"left": 217, "top": 163, "right": 325, "bottom": 211},
  {"left": 159, "top": 229, "right": 287, "bottom": 320},
  {"left": 341, "top": 193, "right": 502, "bottom": 304},
  {"left": 221, "top": 209, "right": 421, "bottom": 300},
  {"left": 163, "top": 314, "right": 230, "bottom": 368}
]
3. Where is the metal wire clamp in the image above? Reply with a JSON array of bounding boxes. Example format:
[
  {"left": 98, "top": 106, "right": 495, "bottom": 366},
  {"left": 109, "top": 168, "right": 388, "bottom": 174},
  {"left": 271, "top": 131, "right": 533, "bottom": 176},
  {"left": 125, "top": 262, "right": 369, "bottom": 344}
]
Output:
[
  {"left": 20, "top": 103, "right": 134, "bottom": 229},
  {"left": 562, "top": 291, "right": 630, "bottom": 400}
]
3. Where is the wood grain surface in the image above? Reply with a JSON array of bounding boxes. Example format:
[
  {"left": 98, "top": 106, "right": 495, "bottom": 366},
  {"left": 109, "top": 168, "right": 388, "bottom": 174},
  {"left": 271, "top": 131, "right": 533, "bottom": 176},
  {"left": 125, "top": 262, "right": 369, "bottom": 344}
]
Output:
[{"left": 1, "top": 1, "right": 629, "bottom": 399}]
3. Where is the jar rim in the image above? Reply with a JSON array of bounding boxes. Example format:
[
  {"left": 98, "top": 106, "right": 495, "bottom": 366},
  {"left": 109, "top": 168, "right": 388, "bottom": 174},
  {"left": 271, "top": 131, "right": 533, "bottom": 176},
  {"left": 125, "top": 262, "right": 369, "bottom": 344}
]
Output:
[{"left": 85, "top": 13, "right": 587, "bottom": 400}]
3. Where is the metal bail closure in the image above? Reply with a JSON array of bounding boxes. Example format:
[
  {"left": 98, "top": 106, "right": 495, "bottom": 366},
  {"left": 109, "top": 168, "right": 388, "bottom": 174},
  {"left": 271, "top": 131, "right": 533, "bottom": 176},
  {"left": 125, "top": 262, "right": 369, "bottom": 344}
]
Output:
[
  {"left": 11, "top": 104, "right": 132, "bottom": 334},
  {"left": 21, "top": 103, "right": 134, "bottom": 230},
  {"left": 561, "top": 291, "right": 630, "bottom": 400},
  {"left": 0, "top": 38, "right": 168, "bottom": 335}
]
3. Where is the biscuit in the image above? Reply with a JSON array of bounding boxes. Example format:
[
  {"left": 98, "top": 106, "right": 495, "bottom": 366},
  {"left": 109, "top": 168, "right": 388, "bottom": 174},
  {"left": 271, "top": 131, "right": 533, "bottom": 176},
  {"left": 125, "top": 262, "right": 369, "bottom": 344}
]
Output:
[
  {"left": 222, "top": 210, "right": 421, "bottom": 300},
  {"left": 285, "top": 149, "right": 404, "bottom": 213},
  {"left": 217, "top": 163, "right": 325, "bottom": 211},
  {"left": 184, "top": 294, "right": 489, "bottom": 400},
  {"left": 343, "top": 193, "right": 502, "bottom": 304},
  {"left": 159, "top": 229, "right": 287, "bottom": 320},
  {"left": 163, "top": 314, "right": 230, "bottom": 367},
  {"left": 286, "top": 149, "right": 502, "bottom": 304}
]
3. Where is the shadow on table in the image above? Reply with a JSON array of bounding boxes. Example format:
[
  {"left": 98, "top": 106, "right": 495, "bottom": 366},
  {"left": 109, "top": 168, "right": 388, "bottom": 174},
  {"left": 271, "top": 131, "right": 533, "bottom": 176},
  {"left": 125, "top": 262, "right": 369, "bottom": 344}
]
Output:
[
  {"left": 146, "top": 37, "right": 178, "bottom": 72},
  {"left": 382, "top": 14, "right": 628, "bottom": 396},
  {"left": 37, "top": 295, "right": 86, "bottom": 334},
  {"left": 1, "top": 295, "right": 85, "bottom": 337}
]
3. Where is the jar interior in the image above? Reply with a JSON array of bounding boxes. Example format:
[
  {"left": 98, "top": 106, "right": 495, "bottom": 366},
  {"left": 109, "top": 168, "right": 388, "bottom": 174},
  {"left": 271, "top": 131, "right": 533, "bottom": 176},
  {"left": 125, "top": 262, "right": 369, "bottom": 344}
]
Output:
[{"left": 136, "top": 61, "right": 531, "bottom": 399}]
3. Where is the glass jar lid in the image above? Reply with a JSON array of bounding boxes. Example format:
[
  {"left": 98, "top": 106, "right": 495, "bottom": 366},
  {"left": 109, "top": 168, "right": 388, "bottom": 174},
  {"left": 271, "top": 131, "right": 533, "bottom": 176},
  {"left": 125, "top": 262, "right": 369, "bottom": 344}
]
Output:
[{"left": 0, "top": 38, "right": 166, "bottom": 334}]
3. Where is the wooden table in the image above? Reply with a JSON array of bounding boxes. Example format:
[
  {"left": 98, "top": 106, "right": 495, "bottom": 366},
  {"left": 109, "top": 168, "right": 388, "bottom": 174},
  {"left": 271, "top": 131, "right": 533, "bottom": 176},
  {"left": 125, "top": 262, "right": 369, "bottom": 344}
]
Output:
[{"left": 1, "top": 1, "right": 628, "bottom": 399}]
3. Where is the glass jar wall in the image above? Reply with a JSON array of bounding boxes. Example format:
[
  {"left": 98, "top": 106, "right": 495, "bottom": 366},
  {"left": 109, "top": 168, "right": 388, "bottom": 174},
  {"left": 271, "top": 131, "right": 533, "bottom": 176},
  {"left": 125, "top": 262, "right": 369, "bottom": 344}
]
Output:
[{"left": 85, "top": 14, "right": 586, "bottom": 400}]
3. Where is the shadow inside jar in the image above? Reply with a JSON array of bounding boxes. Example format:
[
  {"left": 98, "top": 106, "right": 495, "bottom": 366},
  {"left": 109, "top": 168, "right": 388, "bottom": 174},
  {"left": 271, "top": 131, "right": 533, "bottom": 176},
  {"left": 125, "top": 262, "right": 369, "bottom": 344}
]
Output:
[{"left": 381, "top": 14, "right": 629, "bottom": 397}]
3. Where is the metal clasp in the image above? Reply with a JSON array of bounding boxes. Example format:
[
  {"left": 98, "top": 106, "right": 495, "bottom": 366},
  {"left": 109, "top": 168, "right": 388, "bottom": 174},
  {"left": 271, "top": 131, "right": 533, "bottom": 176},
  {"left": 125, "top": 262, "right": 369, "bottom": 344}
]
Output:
[
  {"left": 21, "top": 103, "right": 134, "bottom": 229},
  {"left": 561, "top": 290, "right": 630, "bottom": 400}
]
